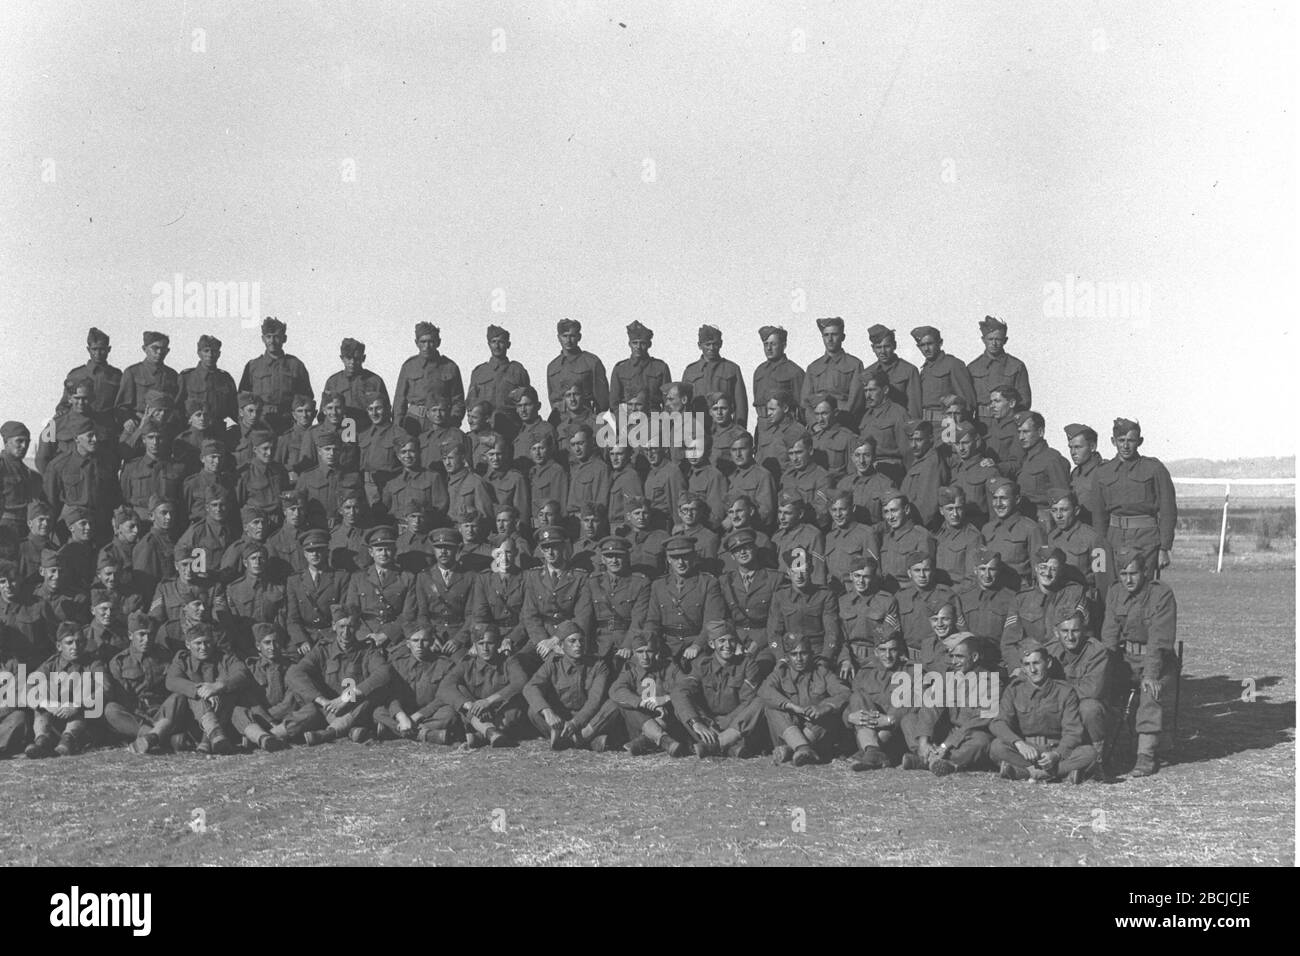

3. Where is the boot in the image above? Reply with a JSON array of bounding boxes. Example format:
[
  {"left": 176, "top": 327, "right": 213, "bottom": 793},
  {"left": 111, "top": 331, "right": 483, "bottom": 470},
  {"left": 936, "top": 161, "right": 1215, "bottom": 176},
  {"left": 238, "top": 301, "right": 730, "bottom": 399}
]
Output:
[
  {"left": 54, "top": 733, "right": 80, "bottom": 758},
  {"left": 628, "top": 735, "right": 657, "bottom": 756},
  {"left": 24, "top": 734, "right": 58, "bottom": 759},
  {"left": 791, "top": 744, "right": 818, "bottom": 767},
  {"left": 850, "top": 747, "right": 888, "bottom": 771},
  {"left": 132, "top": 733, "right": 161, "bottom": 755},
  {"left": 1131, "top": 733, "right": 1160, "bottom": 777}
]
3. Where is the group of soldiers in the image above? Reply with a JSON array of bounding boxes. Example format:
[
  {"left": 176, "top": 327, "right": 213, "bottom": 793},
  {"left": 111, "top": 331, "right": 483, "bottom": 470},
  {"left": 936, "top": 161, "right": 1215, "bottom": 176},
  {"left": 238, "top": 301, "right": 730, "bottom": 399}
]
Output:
[{"left": 0, "top": 314, "right": 1180, "bottom": 779}]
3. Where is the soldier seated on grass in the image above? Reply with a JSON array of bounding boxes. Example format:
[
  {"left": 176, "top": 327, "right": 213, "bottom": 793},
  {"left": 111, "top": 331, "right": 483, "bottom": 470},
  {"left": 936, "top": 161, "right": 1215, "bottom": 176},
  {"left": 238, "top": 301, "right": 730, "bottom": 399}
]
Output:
[
  {"left": 151, "top": 622, "right": 251, "bottom": 756},
  {"left": 229, "top": 621, "right": 295, "bottom": 752},
  {"left": 373, "top": 624, "right": 459, "bottom": 744},
  {"left": 989, "top": 644, "right": 1097, "bottom": 784},
  {"left": 522, "top": 620, "right": 620, "bottom": 752},
  {"left": 286, "top": 604, "right": 393, "bottom": 746},
  {"left": 25, "top": 622, "right": 106, "bottom": 758},
  {"left": 671, "top": 620, "right": 765, "bottom": 759},
  {"left": 843, "top": 631, "right": 927, "bottom": 771},
  {"left": 915, "top": 635, "right": 996, "bottom": 777},
  {"left": 103, "top": 612, "right": 171, "bottom": 753},
  {"left": 611, "top": 629, "right": 690, "bottom": 757},
  {"left": 761, "top": 632, "right": 850, "bottom": 767},
  {"left": 432, "top": 623, "right": 531, "bottom": 749}
]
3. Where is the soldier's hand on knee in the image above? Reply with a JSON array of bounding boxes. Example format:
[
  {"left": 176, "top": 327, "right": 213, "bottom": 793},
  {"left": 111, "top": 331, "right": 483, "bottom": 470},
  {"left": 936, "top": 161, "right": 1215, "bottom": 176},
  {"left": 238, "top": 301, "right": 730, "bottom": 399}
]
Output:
[
  {"left": 683, "top": 645, "right": 700, "bottom": 660},
  {"left": 1158, "top": 548, "right": 1170, "bottom": 570},
  {"left": 1142, "top": 677, "right": 1161, "bottom": 702},
  {"left": 1014, "top": 740, "right": 1038, "bottom": 761},
  {"left": 561, "top": 719, "right": 579, "bottom": 738},
  {"left": 838, "top": 659, "right": 853, "bottom": 680},
  {"left": 615, "top": 647, "right": 632, "bottom": 660}
]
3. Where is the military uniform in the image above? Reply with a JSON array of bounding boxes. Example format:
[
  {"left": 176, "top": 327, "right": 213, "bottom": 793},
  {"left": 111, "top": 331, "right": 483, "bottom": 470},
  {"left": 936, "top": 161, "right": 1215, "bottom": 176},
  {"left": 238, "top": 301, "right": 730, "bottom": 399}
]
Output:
[
  {"left": 178, "top": 365, "right": 239, "bottom": 428},
  {"left": 1014, "top": 438, "right": 1071, "bottom": 525},
  {"left": 844, "top": 661, "right": 928, "bottom": 763},
  {"left": 323, "top": 368, "right": 390, "bottom": 423},
  {"left": 863, "top": 356, "right": 922, "bottom": 420},
  {"left": 587, "top": 569, "right": 650, "bottom": 659},
  {"left": 221, "top": 572, "right": 288, "bottom": 657},
  {"left": 857, "top": 400, "right": 911, "bottom": 484},
  {"left": 967, "top": 354, "right": 1031, "bottom": 421},
  {"left": 761, "top": 658, "right": 850, "bottom": 757},
  {"left": 934, "top": 522, "right": 981, "bottom": 588},
  {"left": 1001, "top": 583, "right": 1088, "bottom": 670},
  {"left": 286, "top": 566, "right": 347, "bottom": 652},
  {"left": 522, "top": 653, "right": 617, "bottom": 737},
  {"left": 901, "top": 445, "right": 951, "bottom": 530},
  {"left": 296, "top": 465, "right": 364, "bottom": 530},
  {"left": 823, "top": 520, "right": 880, "bottom": 590},
  {"left": 393, "top": 352, "right": 465, "bottom": 427},
  {"left": 1069, "top": 448, "right": 1107, "bottom": 530},
  {"left": 836, "top": 588, "right": 900, "bottom": 669},
  {"left": 727, "top": 462, "right": 777, "bottom": 530},
  {"left": 433, "top": 650, "right": 531, "bottom": 738},
  {"left": 373, "top": 643, "right": 458, "bottom": 738},
  {"left": 1096, "top": 453, "right": 1177, "bottom": 567},
  {"left": 1100, "top": 575, "right": 1178, "bottom": 737},
  {"left": 896, "top": 583, "right": 963, "bottom": 655},
  {"left": 472, "top": 570, "right": 529, "bottom": 653},
  {"left": 646, "top": 570, "right": 725, "bottom": 659},
  {"left": 801, "top": 350, "right": 865, "bottom": 427},
  {"left": 767, "top": 582, "right": 842, "bottom": 662},
  {"left": 415, "top": 562, "right": 477, "bottom": 652},
  {"left": 240, "top": 352, "right": 313, "bottom": 434},
  {"left": 284, "top": 637, "right": 392, "bottom": 737},
  {"left": 345, "top": 564, "right": 418, "bottom": 645},
  {"left": 683, "top": 355, "right": 748, "bottom": 430},
  {"left": 609, "top": 356, "right": 673, "bottom": 412},
  {"left": 780, "top": 463, "right": 833, "bottom": 528},
  {"left": 1046, "top": 635, "right": 1116, "bottom": 752},
  {"left": 157, "top": 645, "right": 252, "bottom": 747},
  {"left": 671, "top": 652, "right": 765, "bottom": 748},
  {"left": 115, "top": 360, "right": 181, "bottom": 427},
  {"left": 547, "top": 349, "right": 610, "bottom": 416},
  {"left": 979, "top": 512, "right": 1045, "bottom": 587},
  {"left": 381, "top": 466, "right": 450, "bottom": 526},
  {"left": 521, "top": 564, "right": 595, "bottom": 653},
  {"left": 878, "top": 521, "right": 933, "bottom": 588},
  {"left": 989, "top": 676, "right": 1098, "bottom": 779},
  {"left": 752, "top": 356, "right": 805, "bottom": 419}
]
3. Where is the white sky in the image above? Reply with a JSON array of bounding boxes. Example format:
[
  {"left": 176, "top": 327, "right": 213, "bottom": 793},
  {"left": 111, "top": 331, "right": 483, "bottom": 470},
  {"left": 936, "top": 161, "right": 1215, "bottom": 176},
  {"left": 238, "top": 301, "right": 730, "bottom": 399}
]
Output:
[{"left": 1, "top": 0, "right": 1295, "bottom": 461}]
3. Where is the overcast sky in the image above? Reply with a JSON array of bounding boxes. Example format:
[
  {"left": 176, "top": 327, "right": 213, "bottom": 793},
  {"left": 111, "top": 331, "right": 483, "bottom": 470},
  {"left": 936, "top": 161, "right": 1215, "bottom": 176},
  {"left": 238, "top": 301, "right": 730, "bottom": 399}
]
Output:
[{"left": 1, "top": 1, "right": 1294, "bottom": 462}]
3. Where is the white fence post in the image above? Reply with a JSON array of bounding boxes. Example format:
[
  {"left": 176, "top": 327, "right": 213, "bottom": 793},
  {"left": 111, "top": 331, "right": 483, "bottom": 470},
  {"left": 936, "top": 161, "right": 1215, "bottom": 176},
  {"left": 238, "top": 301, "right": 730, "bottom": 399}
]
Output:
[{"left": 1216, "top": 481, "right": 1230, "bottom": 574}]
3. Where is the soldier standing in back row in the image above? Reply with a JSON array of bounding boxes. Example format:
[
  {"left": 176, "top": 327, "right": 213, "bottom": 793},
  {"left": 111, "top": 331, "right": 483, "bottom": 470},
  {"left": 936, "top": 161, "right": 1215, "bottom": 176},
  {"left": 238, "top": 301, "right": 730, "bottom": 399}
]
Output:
[
  {"left": 609, "top": 321, "right": 673, "bottom": 412},
  {"left": 1096, "top": 418, "right": 1177, "bottom": 574},
  {"left": 239, "top": 318, "right": 313, "bottom": 435},
  {"left": 683, "top": 325, "right": 748, "bottom": 430},
  {"left": 863, "top": 325, "right": 921, "bottom": 420},
  {"left": 911, "top": 326, "right": 976, "bottom": 438},
  {"left": 751, "top": 326, "right": 804, "bottom": 426},
  {"left": 801, "top": 317, "right": 864, "bottom": 429},
  {"left": 966, "top": 315, "right": 1031, "bottom": 421},
  {"left": 393, "top": 322, "right": 465, "bottom": 431}
]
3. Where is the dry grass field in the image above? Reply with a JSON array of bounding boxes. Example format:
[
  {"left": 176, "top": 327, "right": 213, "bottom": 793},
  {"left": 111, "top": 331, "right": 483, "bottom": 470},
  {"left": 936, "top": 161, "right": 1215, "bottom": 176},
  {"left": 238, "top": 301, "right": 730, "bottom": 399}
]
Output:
[{"left": 2, "top": 538, "right": 1293, "bottom": 866}]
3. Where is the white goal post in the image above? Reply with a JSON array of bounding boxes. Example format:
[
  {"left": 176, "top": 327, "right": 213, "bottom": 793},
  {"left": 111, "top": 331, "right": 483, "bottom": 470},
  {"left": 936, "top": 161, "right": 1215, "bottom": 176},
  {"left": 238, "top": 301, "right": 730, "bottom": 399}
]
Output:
[{"left": 1171, "top": 477, "right": 1297, "bottom": 573}]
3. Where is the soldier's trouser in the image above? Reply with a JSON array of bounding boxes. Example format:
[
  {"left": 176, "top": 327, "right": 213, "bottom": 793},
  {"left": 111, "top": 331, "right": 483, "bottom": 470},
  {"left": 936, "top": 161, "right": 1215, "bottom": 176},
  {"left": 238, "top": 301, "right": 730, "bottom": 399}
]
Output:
[
  {"left": 1122, "top": 652, "right": 1179, "bottom": 736},
  {"left": 860, "top": 712, "right": 927, "bottom": 760},
  {"left": 284, "top": 699, "right": 377, "bottom": 736},
  {"left": 156, "top": 693, "right": 238, "bottom": 741},
  {"left": 527, "top": 696, "right": 623, "bottom": 741},
  {"left": 989, "top": 737, "right": 1098, "bottom": 777},
  {"left": 1106, "top": 521, "right": 1161, "bottom": 576},
  {"left": 0, "top": 708, "right": 30, "bottom": 754},
  {"left": 101, "top": 701, "right": 153, "bottom": 740},
  {"left": 764, "top": 706, "right": 842, "bottom": 756},
  {"left": 682, "top": 698, "right": 766, "bottom": 749},
  {"left": 32, "top": 711, "right": 92, "bottom": 745},
  {"left": 617, "top": 701, "right": 688, "bottom": 741},
  {"left": 1077, "top": 697, "right": 1112, "bottom": 748},
  {"left": 944, "top": 728, "right": 994, "bottom": 770}
]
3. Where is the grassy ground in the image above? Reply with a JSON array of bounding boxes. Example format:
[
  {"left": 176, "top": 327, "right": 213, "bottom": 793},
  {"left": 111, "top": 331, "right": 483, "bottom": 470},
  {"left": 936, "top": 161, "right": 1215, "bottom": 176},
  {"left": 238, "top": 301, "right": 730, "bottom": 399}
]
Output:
[{"left": 1, "top": 553, "right": 1293, "bottom": 866}]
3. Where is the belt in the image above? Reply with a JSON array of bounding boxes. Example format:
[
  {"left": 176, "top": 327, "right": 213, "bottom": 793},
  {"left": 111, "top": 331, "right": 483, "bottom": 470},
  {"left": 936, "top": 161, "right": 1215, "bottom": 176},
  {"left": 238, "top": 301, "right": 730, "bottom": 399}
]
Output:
[
  {"left": 921, "top": 408, "right": 945, "bottom": 421},
  {"left": 976, "top": 403, "right": 993, "bottom": 418},
  {"left": 1124, "top": 640, "right": 1145, "bottom": 656},
  {"left": 596, "top": 617, "right": 629, "bottom": 631},
  {"left": 659, "top": 624, "right": 692, "bottom": 638},
  {"left": 1109, "top": 514, "right": 1157, "bottom": 529},
  {"left": 1024, "top": 734, "right": 1060, "bottom": 747}
]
